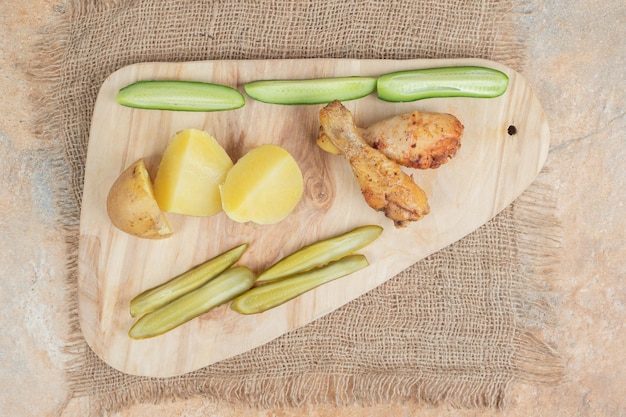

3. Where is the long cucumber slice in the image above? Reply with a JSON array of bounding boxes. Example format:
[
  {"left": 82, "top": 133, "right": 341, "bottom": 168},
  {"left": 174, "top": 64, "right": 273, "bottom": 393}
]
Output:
[
  {"left": 231, "top": 254, "right": 369, "bottom": 314},
  {"left": 116, "top": 80, "right": 245, "bottom": 111},
  {"left": 256, "top": 225, "right": 382, "bottom": 282},
  {"left": 377, "top": 66, "right": 509, "bottom": 102},
  {"left": 129, "top": 243, "right": 248, "bottom": 317},
  {"left": 129, "top": 266, "right": 255, "bottom": 339},
  {"left": 244, "top": 77, "right": 377, "bottom": 105}
]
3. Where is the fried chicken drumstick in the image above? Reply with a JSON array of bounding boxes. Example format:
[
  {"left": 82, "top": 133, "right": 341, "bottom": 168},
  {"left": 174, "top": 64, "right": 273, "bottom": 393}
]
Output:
[
  {"left": 319, "top": 100, "right": 430, "bottom": 228},
  {"left": 318, "top": 109, "right": 463, "bottom": 169}
]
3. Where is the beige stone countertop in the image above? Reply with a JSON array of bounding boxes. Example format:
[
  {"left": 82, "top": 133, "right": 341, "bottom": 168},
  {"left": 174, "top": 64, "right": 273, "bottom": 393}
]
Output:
[{"left": 1, "top": 1, "right": 624, "bottom": 416}]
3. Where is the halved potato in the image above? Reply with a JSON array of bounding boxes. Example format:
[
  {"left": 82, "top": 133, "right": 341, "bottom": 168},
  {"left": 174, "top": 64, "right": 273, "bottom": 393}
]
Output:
[
  {"left": 220, "top": 144, "right": 303, "bottom": 224},
  {"left": 106, "top": 159, "right": 173, "bottom": 239},
  {"left": 153, "top": 129, "right": 233, "bottom": 217}
]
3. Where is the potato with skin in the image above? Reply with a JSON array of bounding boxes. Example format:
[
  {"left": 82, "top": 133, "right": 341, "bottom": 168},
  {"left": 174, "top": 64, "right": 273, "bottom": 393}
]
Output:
[{"left": 107, "top": 159, "right": 173, "bottom": 239}]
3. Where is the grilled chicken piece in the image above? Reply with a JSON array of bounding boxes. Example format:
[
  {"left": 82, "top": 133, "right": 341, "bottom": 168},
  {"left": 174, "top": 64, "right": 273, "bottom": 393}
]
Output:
[
  {"left": 318, "top": 110, "right": 463, "bottom": 169},
  {"left": 362, "top": 111, "right": 463, "bottom": 169},
  {"left": 319, "top": 100, "right": 430, "bottom": 228}
]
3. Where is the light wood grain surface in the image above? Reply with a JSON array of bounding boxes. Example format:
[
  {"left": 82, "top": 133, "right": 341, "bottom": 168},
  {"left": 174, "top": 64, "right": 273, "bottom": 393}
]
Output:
[{"left": 77, "top": 58, "right": 549, "bottom": 377}]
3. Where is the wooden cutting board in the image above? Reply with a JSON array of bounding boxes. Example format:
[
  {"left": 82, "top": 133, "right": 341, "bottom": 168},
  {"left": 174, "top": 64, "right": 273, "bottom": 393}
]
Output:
[{"left": 78, "top": 58, "right": 550, "bottom": 377}]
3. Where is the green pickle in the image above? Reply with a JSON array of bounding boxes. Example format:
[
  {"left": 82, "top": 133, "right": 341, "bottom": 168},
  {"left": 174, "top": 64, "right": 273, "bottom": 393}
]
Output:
[
  {"left": 256, "top": 225, "right": 382, "bottom": 282},
  {"left": 130, "top": 243, "right": 248, "bottom": 317},
  {"left": 129, "top": 266, "right": 255, "bottom": 339},
  {"left": 231, "top": 254, "right": 369, "bottom": 315}
]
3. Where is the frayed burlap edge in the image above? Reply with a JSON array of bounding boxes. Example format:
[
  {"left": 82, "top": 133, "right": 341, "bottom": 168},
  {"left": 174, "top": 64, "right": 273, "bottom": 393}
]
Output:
[
  {"left": 28, "top": 0, "right": 564, "bottom": 415},
  {"left": 71, "top": 175, "right": 564, "bottom": 417}
]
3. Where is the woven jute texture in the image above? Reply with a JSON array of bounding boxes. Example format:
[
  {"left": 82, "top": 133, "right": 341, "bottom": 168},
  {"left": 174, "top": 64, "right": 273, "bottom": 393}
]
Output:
[{"left": 32, "top": 0, "right": 563, "bottom": 415}]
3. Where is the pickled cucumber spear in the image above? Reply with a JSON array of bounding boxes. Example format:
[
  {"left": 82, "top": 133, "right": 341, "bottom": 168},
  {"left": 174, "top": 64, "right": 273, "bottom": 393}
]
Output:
[
  {"left": 129, "top": 266, "right": 255, "bottom": 339},
  {"left": 232, "top": 254, "right": 369, "bottom": 315},
  {"left": 130, "top": 243, "right": 248, "bottom": 317},
  {"left": 256, "top": 225, "right": 382, "bottom": 282}
]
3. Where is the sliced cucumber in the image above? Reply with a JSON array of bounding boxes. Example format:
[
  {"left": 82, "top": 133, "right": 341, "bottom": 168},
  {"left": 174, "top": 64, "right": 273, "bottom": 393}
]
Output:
[
  {"left": 377, "top": 66, "right": 509, "bottom": 102},
  {"left": 243, "top": 77, "right": 377, "bottom": 105},
  {"left": 231, "top": 254, "right": 369, "bottom": 315},
  {"left": 116, "top": 80, "right": 245, "bottom": 111}
]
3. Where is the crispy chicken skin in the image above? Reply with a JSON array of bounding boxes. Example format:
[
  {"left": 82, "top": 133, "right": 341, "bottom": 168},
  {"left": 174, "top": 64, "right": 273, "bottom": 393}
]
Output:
[
  {"left": 319, "top": 100, "right": 430, "bottom": 228},
  {"left": 362, "top": 111, "right": 463, "bottom": 169},
  {"left": 318, "top": 110, "right": 463, "bottom": 169}
]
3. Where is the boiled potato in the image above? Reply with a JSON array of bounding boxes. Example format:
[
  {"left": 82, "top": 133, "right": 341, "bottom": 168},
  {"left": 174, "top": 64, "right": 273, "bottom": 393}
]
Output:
[
  {"left": 220, "top": 144, "right": 303, "bottom": 224},
  {"left": 153, "top": 129, "right": 233, "bottom": 217},
  {"left": 106, "top": 159, "right": 173, "bottom": 239}
]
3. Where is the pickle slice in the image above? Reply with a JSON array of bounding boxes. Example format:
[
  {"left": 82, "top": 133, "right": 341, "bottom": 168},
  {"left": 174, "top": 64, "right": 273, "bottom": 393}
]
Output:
[
  {"left": 129, "top": 266, "right": 255, "bottom": 339},
  {"left": 256, "top": 225, "right": 382, "bottom": 282},
  {"left": 231, "top": 254, "right": 369, "bottom": 315},
  {"left": 130, "top": 243, "right": 248, "bottom": 317}
]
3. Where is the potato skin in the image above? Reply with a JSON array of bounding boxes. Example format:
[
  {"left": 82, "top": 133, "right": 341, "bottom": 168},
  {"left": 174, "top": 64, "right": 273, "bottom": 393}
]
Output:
[{"left": 107, "top": 159, "right": 173, "bottom": 239}]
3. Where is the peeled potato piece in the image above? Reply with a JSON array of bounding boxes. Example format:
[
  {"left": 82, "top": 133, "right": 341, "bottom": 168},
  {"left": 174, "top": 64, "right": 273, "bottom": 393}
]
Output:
[
  {"left": 106, "top": 159, "right": 173, "bottom": 239},
  {"left": 220, "top": 144, "right": 303, "bottom": 224},
  {"left": 153, "top": 128, "right": 233, "bottom": 217}
]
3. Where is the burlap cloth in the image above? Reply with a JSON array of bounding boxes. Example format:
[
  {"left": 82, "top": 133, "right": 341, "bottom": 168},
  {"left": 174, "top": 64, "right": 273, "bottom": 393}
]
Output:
[{"left": 32, "top": 0, "right": 564, "bottom": 415}]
